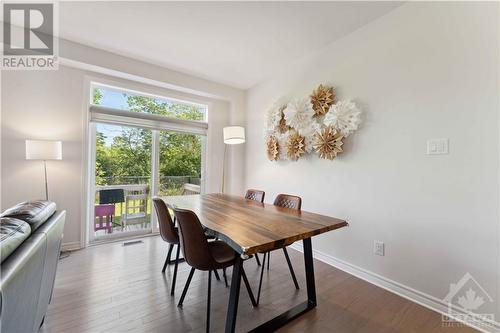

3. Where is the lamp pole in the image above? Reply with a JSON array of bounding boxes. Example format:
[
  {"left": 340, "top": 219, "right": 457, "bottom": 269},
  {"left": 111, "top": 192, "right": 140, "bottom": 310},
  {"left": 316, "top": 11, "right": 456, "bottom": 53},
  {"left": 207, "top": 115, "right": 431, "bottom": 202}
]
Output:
[
  {"left": 221, "top": 126, "right": 245, "bottom": 194},
  {"left": 221, "top": 144, "right": 227, "bottom": 193},
  {"left": 43, "top": 160, "right": 49, "bottom": 200}
]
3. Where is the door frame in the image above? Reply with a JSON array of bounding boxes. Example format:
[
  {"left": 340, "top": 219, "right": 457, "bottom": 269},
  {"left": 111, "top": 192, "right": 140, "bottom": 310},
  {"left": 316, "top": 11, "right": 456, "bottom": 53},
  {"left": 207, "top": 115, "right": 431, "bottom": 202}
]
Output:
[{"left": 83, "top": 76, "right": 208, "bottom": 246}]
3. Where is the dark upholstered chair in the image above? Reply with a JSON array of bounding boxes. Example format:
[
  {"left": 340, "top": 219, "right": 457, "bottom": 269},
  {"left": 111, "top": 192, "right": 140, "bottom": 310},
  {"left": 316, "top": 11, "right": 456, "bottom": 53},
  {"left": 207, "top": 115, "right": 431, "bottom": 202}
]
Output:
[
  {"left": 273, "top": 193, "right": 302, "bottom": 210},
  {"left": 256, "top": 194, "right": 301, "bottom": 305},
  {"left": 173, "top": 208, "right": 257, "bottom": 333},
  {"left": 244, "top": 189, "right": 265, "bottom": 266},
  {"left": 152, "top": 198, "right": 183, "bottom": 295},
  {"left": 244, "top": 189, "right": 265, "bottom": 203}
]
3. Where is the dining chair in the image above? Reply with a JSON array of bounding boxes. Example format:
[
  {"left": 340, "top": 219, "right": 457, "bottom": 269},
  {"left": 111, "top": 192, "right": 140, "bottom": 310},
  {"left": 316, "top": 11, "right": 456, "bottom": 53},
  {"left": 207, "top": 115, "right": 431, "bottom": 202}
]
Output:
[
  {"left": 153, "top": 198, "right": 223, "bottom": 290},
  {"left": 173, "top": 208, "right": 257, "bottom": 333},
  {"left": 152, "top": 198, "right": 184, "bottom": 296},
  {"left": 94, "top": 204, "right": 114, "bottom": 234},
  {"left": 244, "top": 189, "right": 265, "bottom": 266},
  {"left": 256, "top": 194, "right": 301, "bottom": 305},
  {"left": 244, "top": 189, "right": 265, "bottom": 203}
]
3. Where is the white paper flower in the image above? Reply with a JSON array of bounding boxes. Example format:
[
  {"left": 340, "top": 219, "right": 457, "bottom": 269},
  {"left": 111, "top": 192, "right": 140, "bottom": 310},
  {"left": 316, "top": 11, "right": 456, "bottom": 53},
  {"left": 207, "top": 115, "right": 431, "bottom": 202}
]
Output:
[
  {"left": 324, "top": 100, "right": 362, "bottom": 137},
  {"left": 284, "top": 98, "right": 314, "bottom": 135},
  {"left": 301, "top": 120, "right": 321, "bottom": 153}
]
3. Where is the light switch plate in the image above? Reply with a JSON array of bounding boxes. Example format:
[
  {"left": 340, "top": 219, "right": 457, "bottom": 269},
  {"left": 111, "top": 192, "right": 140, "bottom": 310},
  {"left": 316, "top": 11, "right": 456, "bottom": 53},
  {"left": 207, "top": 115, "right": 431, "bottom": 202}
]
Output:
[
  {"left": 374, "top": 241, "right": 385, "bottom": 256},
  {"left": 427, "top": 138, "right": 449, "bottom": 155}
]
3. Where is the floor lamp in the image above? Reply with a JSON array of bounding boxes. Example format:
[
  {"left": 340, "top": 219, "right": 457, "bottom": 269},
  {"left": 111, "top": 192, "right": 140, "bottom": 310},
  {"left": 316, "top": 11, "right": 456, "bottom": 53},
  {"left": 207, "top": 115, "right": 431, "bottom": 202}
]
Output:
[
  {"left": 25, "top": 140, "right": 62, "bottom": 200},
  {"left": 222, "top": 126, "right": 245, "bottom": 193}
]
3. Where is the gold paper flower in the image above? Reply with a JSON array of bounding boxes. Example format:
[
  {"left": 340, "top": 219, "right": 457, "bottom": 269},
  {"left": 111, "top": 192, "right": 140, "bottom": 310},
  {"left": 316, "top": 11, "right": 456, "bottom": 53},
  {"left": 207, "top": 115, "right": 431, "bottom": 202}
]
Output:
[
  {"left": 277, "top": 106, "right": 290, "bottom": 133},
  {"left": 287, "top": 133, "right": 306, "bottom": 161},
  {"left": 266, "top": 135, "right": 279, "bottom": 161},
  {"left": 313, "top": 126, "right": 344, "bottom": 160},
  {"left": 310, "top": 84, "right": 335, "bottom": 117}
]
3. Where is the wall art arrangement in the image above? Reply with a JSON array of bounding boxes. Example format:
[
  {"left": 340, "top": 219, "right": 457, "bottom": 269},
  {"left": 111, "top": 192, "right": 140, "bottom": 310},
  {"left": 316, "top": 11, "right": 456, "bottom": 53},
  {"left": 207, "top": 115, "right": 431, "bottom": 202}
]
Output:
[{"left": 265, "top": 84, "right": 362, "bottom": 161}]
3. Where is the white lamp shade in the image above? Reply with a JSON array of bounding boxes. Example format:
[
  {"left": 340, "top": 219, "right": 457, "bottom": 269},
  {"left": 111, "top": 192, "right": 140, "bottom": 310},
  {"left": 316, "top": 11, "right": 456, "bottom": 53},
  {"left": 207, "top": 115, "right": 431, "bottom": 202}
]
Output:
[
  {"left": 223, "top": 126, "right": 245, "bottom": 145},
  {"left": 25, "top": 140, "right": 62, "bottom": 160}
]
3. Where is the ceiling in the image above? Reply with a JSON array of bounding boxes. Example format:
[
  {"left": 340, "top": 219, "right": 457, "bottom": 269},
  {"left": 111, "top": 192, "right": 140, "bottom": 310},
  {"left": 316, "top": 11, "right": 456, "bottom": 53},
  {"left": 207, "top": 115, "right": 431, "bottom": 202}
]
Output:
[{"left": 58, "top": 1, "right": 402, "bottom": 90}]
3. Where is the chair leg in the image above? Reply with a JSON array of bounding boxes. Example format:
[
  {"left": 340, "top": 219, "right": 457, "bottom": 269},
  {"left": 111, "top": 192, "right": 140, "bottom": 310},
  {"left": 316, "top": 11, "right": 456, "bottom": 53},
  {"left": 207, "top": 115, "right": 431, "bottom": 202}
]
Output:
[
  {"left": 170, "top": 244, "right": 181, "bottom": 295},
  {"left": 267, "top": 251, "right": 270, "bottom": 270},
  {"left": 283, "top": 247, "right": 299, "bottom": 290},
  {"left": 255, "top": 253, "right": 261, "bottom": 266},
  {"left": 178, "top": 267, "right": 195, "bottom": 307},
  {"left": 213, "top": 269, "right": 221, "bottom": 281},
  {"left": 241, "top": 267, "right": 257, "bottom": 307},
  {"left": 162, "top": 244, "right": 174, "bottom": 273},
  {"left": 223, "top": 268, "right": 228, "bottom": 287},
  {"left": 206, "top": 270, "right": 212, "bottom": 333},
  {"left": 256, "top": 252, "right": 267, "bottom": 305}
]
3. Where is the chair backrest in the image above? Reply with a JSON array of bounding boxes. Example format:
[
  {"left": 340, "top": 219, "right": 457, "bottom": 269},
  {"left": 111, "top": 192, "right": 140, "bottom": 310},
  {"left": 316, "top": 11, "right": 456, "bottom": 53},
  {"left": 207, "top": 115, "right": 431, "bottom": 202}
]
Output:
[
  {"left": 99, "top": 189, "right": 124, "bottom": 204},
  {"left": 181, "top": 183, "right": 201, "bottom": 195},
  {"left": 273, "top": 194, "right": 302, "bottom": 210},
  {"left": 152, "top": 198, "right": 179, "bottom": 244},
  {"left": 172, "top": 208, "right": 214, "bottom": 271},
  {"left": 245, "top": 189, "right": 265, "bottom": 203}
]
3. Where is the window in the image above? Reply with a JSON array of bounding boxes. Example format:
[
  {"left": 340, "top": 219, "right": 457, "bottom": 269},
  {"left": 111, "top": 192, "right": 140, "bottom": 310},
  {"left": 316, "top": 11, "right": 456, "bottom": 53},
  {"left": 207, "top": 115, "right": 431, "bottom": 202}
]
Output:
[
  {"left": 88, "top": 81, "right": 207, "bottom": 243},
  {"left": 92, "top": 83, "right": 207, "bottom": 122}
]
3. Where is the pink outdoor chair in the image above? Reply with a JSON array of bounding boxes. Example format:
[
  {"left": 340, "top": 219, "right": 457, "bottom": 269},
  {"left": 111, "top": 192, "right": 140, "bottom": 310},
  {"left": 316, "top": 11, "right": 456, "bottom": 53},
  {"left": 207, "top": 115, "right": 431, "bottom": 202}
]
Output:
[{"left": 95, "top": 204, "right": 115, "bottom": 234}]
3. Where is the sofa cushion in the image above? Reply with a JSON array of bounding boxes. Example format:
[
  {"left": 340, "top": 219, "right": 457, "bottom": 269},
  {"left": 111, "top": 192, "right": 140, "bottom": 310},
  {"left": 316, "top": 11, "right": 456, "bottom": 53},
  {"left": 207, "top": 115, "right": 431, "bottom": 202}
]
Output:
[
  {"left": 1, "top": 201, "right": 56, "bottom": 231},
  {"left": 0, "top": 217, "right": 31, "bottom": 262}
]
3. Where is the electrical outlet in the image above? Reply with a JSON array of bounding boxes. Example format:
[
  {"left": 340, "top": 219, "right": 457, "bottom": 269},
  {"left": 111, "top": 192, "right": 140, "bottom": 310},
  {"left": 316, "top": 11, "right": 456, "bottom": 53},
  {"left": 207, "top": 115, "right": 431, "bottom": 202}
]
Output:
[
  {"left": 374, "top": 241, "right": 385, "bottom": 256},
  {"left": 426, "top": 138, "right": 449, "bottom": 155}
]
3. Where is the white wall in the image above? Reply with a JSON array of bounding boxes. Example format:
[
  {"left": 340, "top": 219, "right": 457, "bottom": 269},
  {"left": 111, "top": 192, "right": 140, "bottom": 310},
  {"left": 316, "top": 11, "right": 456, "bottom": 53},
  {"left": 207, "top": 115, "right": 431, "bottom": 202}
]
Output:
[
  {"left": 1, "top": 53, "right": 243, "bottom": 246},
  {"left": 2, "top": 67, "right": 85, "bottom": 244},
  {"left": 244, "top": 2, "right": 500, "bottom": 319},
  {"left": 58, "top": 39, "right": 247, "bottom": 195}
]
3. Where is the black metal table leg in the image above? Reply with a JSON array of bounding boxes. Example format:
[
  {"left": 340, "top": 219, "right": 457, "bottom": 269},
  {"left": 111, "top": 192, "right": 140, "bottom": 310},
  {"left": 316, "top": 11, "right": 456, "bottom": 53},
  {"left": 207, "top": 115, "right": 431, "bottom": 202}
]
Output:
[
  {"left": 225, "top": 256, "right": 243, "bottom": 333},
  {"left": 283, "top": 247, "right": 300, "bottom": 290},
  {"left": 303, "top": 237, "right": 316, "bottom": 306},
  {"left": 247, "top": 238, "right": 317, "bottom": 333},
  {"left": 255, "top": 253, "right": 261, "bottom": 266}
]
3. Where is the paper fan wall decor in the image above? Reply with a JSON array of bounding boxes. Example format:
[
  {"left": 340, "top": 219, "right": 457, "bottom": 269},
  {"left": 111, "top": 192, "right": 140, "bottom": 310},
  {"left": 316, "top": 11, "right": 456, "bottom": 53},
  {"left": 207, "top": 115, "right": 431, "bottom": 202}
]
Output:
[
  {"left": 286, "top": 132, "right": 306, "bottom": 161},
  {"left": 324, "top": 100, "right": 362, "bottom": 137},
  {"left": 266, "top": 103, "right": 284, "bottom": 132},
  {"left": 284, "top": 98, "right": 314, "bottom": 135},
  {"left": 313, "top": 126, "right": 344, "bottom": 160},
  {"left": 277, "top": 107, "right": 291, "bottom": 134},
  {"left": 263, "top": 83, "right": 362, "bottom": 162},
  {"left": 310, "top": 84, "right": 335, "bottom": 117},
  {"left": 266, "top": 135, "right": 280, "bottom": 161}
]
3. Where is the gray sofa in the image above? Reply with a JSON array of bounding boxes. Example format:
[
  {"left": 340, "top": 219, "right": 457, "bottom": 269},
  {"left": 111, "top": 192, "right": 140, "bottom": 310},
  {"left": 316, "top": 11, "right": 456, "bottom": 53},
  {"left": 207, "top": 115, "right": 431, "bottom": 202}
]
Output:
[{"left": 0, "top": 201, "right": 66, "bottom": 333}]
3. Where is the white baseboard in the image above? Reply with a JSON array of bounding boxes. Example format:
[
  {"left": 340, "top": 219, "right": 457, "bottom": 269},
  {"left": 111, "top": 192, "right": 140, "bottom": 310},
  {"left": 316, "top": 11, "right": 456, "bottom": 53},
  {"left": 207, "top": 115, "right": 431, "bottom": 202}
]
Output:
[
  {"left": 290, "top": 243, "right": 500, "bottom": 333},
  {"left": 61, "top": 241, "right": 82, "bottom": 252}
]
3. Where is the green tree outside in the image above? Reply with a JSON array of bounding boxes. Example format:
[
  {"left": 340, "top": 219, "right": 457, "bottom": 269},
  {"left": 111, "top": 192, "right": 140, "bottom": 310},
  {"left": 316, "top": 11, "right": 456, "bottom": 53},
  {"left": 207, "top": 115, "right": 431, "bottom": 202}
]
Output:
[{"left": 93, "top": 88, "right": 203, "bottom": 195}]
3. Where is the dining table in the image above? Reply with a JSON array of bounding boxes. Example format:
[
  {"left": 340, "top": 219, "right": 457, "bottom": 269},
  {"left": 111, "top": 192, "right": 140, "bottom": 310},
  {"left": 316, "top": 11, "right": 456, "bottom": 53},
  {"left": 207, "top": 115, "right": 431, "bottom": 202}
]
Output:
[{"left": 162, "top": 193, "right": 348, "bottom": 333}]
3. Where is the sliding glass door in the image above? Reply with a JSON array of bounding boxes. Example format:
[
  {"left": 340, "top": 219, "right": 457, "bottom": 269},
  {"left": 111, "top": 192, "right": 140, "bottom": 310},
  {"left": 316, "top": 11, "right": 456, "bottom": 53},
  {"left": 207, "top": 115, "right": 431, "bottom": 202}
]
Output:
[
  {"left": 92, "top": 123, "right": 153, "bottom": 241},
  {"left": 158, "top": 131, "right": 203, "bottom": 196},
  {"left": 88, "top": 82, "right": 207, "bottom": 243}
]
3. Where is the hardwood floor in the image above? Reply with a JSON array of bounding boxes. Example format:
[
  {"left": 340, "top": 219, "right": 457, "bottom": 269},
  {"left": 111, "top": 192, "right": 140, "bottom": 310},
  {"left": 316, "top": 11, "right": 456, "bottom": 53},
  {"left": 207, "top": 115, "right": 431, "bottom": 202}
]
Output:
[{"left": 41, "top": 236, "right": 477, "bottom": 333}]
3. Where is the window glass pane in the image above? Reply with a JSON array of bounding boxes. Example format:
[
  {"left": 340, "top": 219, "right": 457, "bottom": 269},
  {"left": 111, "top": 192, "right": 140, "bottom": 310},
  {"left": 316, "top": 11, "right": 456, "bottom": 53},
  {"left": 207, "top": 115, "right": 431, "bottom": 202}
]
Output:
[
  {"left": 94, "top": 123, "right": 152, "bottom": 239},
  {"left": 91, "top": 84, "right": 207, "bottom": 122},
  {"left": 157, "top": 131, "right": 202, "bottom": 196}
]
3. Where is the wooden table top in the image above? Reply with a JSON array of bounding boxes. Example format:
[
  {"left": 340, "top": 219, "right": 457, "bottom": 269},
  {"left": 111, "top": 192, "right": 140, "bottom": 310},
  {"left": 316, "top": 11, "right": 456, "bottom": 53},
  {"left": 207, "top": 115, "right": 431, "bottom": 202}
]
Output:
[{"left": 161, "top": 193, "right": 348, "bottom": 255}]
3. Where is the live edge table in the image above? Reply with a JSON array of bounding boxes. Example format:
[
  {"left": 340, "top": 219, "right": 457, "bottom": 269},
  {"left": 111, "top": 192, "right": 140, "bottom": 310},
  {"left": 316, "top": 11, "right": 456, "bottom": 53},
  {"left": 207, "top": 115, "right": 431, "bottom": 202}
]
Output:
[{"left": 162, "top": 193, "right": 348, "bottom": 333}]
